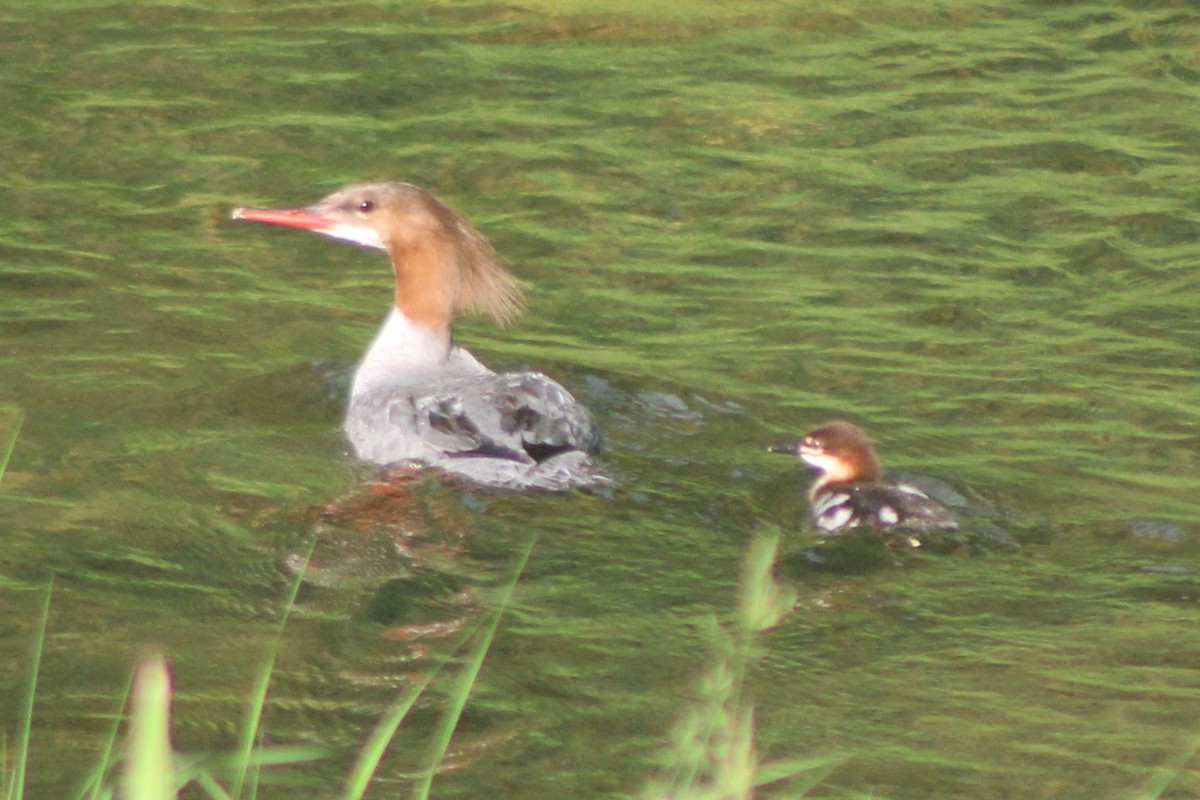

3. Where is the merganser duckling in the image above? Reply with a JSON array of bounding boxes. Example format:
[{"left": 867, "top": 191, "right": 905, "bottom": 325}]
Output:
[
  {"left": 771, "top": 420, "right": 957, "bottom": 533},
  {"left": 232, "top": 182, "right": 602, "bottom": 490}
]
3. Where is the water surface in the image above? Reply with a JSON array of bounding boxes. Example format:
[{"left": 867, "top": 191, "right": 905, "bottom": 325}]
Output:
[{"left": 1, "top": 1, "right": 1199, "bottom": 797}]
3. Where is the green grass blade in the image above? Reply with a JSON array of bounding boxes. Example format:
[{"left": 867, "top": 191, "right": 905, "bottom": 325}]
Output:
[
  {"left": 242, "top": 728, "right": 264, "bottom": 800},
  {"left": 2, "top": 733, "right": 12, "bottom": 800},
  {"left": 174, "top": 742, "right": 326, "bottom": 800},
  {"left": 739, "top": 531, "right": 793, "bottom": 636},
  {"left": 340, "top": 670, "right": 442, "bottom": 800},
  {"left": 197, "top": 744, "right": 328, "bottom": 775},
  {"left": 1135, "top": 734, "right": 1200, "bottom": 800},
  {"left": 341, "top": 616, "right": 491, "bottom": 798},
  {"left": 120, "top": 654, "right": 175, "bottom": 800},
  {"left": 12, "top": 578, "right": 53, "bottom": 800},
  {"left": 194, "top": 771, "right": 233, "bottom": 800},
  {"left": 754, "top": 754, "right": 845, "bottom": 793},
  {"left": 73, "top": 669, "right": 135, "bottom": 800},
  {"left": 342, "top": 537, "right": 536, "bottom": 800},
  {"left": 0, "top": 410, "right": 23, "bottom": 486},
  {"left": 643, "top": 532, "right": 829, "bottom": 800},
  {"left": 231, "top": 536, "right": 318, "bottom": 800},
  {"left": 410, "top": 536, "right": 536, "bottom": 800}
]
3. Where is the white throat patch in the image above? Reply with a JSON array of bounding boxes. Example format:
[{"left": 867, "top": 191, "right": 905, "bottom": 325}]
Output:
[
  {"left": 318, "top": 223, "right": 386, "bottom": 250},
  {"left": 800, "top": 451, "right": 843, "bottom": 476}
]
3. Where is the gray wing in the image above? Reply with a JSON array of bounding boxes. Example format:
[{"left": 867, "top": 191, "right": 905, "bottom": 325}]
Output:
[
  {"left": 420, "top": 371, "right": 600, "bottom": 462},
  {"left": 345, "top": 371, "right": 602, "bottom": 487}
]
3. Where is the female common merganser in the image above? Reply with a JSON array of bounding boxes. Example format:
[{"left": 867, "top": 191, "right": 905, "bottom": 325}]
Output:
[
  {"left": 232, "top": 182, "right": 602, "bottom": 490},
  {"left": 771, "top": 420, "right": 957, "bottom": 533}
]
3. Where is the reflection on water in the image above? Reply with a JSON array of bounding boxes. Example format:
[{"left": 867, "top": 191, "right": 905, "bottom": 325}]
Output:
[{"left": 1, "top": 1, "right": 1199, "bottom": 797}]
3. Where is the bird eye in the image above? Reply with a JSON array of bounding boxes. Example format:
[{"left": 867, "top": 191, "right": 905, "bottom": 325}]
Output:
[{"left": 358, "top": 200, "right": 375, "bottom": 213}]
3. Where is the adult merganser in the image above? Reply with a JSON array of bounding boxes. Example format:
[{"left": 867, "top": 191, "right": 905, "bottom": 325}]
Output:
[
  {"left": 232, "top": 182, "right": 603, "bottom": 490},
  {"left": 771, "top": 420, "right": 957, "bottom": 533}
]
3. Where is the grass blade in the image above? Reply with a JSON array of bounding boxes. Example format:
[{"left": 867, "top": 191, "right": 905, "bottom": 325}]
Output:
[
  {"left": 754, "top": 754, "right": 844, "bottom": 792},
  {"left": 644, "top": 533, "right": 839, "bottom": 800},
  {"left": 121, "top": 654, "right": 175, "bottom": 800},
  {"left": 2, "top": 735, "right": 12, "bottom": 800},
  {"left": 410, "top": 536, "right": 536, "bottom": 800},
  {"left": 231, "top": 536, "right": 318, "bottom": 800},
  {"left": 195, "top": 771, "right": 233, "bottom": 800},
  {"left": 1135, "top": 734, "right": 1200, "bottom": 800},
  {"left": 12, "top": 578, "right": 53, "bottom": 800},
  {"left": 340, "top": 670, "right": 442, "bottom": 800},
  {"left": 344, "top": 538, "right": 538, "bottom": 800},
  {"left": 739, "top": 531, "right": 794, "bottom": 636},
  {"left": 73, "top": 670, "right": 135, "bottom": 800},
  {"left": 0, "top": 410, "right": 23, "bottom": 486}
]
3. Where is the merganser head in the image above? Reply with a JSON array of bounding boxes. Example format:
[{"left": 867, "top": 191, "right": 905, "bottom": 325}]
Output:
[
  {"left": 771, "top": 420, "right": 882, "bottom": 486},
  {"left": 233, "top": 182, "right": 524, "bottom": 335}
]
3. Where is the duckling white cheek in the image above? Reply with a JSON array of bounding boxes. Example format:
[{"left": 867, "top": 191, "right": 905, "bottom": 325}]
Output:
[
  {"left": 319, "top": 224, "right": 386, "bottom": 250},
  {"left": 799, "top": 452, "right": 841, "bottom": 474}
]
